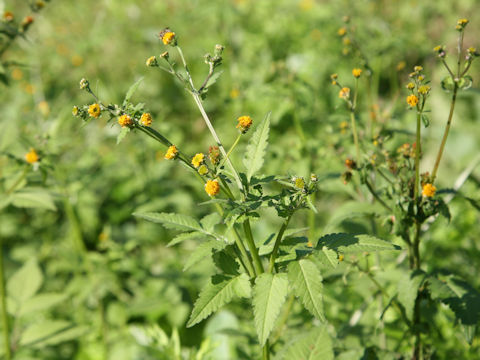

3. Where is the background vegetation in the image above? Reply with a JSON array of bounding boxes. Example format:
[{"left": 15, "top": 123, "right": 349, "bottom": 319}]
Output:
[{"left": 1, "top": 0, "right": 479, "bottom": 359}]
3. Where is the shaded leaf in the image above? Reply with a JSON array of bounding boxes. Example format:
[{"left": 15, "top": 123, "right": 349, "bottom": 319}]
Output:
[
  {"left": 187, "top": 274, "right": 250, "bottom": 327},
  {"left": 316, "top": 233, "right": 401, "bottom": 253},
  {"left": 279, "top": 325, "right": 333, "bottom": 360},
  {"left": 253, "top": 273, "right": 288, "bottom": 346},
  {"left": 288, "top": 259, "right": 325, "bottom": 321},
  {"left": 11, "top": 188, "right": 56, "bottom": 211}
]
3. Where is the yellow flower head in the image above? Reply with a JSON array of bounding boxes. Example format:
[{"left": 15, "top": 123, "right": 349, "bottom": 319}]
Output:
[
  {"left": 414, "top": 65, "right": 423, "bottom": 73},
  {"left": 88, "top": 103, "right": 101, "bottom": 118},
  {"left": 79, "top": 78, "right": 89, "bottom": 90},
  {"left": 418, "top": 85, "right": 431, "bottom": 95},
  {"left": 25, "top": 148, "right": 39, "bottom": 164},
  {"left": 118, "top": 114, "right": 133, "bottom": 127},
  {"left": 198, "top": 164, "right": 209, "bottom": 175},
  {"left": 146, "top": 56, "right": 158, "bottom": 67},
  {"left": 3, "top": 11, "right": 14, "bottom": 22},
  {"left": 165, "top": 145, "right": 178, "bottom": 160},
  {"left": 345, "top": 158, "right": 356, "bottom": 170},
  {"left": 457, "top": 18, "right": 469, "bottom": 26},
  {"left": 293, "top": 177, "right": 305, "bottom": 189},
  {"left": 417, "top": 75, "right": 425, "bottom": 82},
  {"left": 352, "top": 68, "right": 362, "bottom": 78},
  {"left": 342, "top": 37, "right": 351, "bottom": 46},
  {"left": 433, "top": 45, "right": 443, "bottom": 52},
  {"left": 192, "top": 153, "right": 205, "bottom": 168},
  {"left": 236, "top": 115, "right": 253, "bottom": 133},
  {"left": 205, "top": 179, "right": 220, "bottom": 196},
  {"left": 406, "top": 94, "right": 418, "bottom": 107},
  {"left": 161, "top": 31, "right": 176, "bottom": 45},
  {"left": 406, "top": 82, "right": 415, "bottom": 90},
  {"left": 422, "top": 183, "right": 436, "bottom": 197},
  {"left": 72, "top": 106, "right": 79, "bottom": 116},
  {"left": 337, "top": 27, "right": 347, "bottom": 36},
  {"left": 140, "top": 112, "right": 153, "bottom": 126},
  {"left": 339, "top": 87, "right": 350, "bottom": 99},
  {"left": 340, "top": 120, "right": 348, "bottom": 134},
  {"left": 396, "top": 61, "right": 406, "bottom": 71}
]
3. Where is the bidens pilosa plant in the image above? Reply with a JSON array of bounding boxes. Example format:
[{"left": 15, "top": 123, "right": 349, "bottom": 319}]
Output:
[
  {"left": 331, "top": 19, "right": 479, "bottom": 359},
  {"left": 74, "top": 27, "right": 402, "bottom": 359}
]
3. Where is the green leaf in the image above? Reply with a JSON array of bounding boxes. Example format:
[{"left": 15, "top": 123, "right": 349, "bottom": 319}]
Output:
[
  {"left": 204, "top": 70, "right": 223, "bottom": 89},
  {"left": 312, "top": 247, "right": 338, "bottom": 270},
  {"left": 18, "top": 293, "right": 68, "bottom": 317},
  {"left": 187, "top": 274, "right": 250, "bottom": 327},
  {"left": 200, "top": 213, "right": 222, "bottom": 232},
  {"left": 324, "top": 201, "right": 384, "bottom": 233},
  {"left": 167, "top": 232, "right": 207, "bottom": 247},
  {"left": 288, "top": 259, "right": 325, "bottom": 322},
  {"left": 243, "top": 112, "right": 271, "bottom": 183},
  {"left": 458, "top": 75, "right": 473, "bottom": 90},
  {"left": 123, "top": 77, "right": 144, "bottom": 104},
  {"left": 213, "top": 249, "right": 240, "bottom": 275},
  {"left": 116, "top": 126, "right": 130, "bottom": 144},
  {"left": 19, "top": 320, "right": 88, "bottom": 348},
  {"left": 11, "top": 188, "right": 57, "bottom": 211},
  {"left": 280, "top": 325, "right": 333, "bottom": 360},
  {"left": 441, "top": 76, "right": 455, "bottom": 92},
  {"left": 397, "top": 270, "right": 425, "bottom": 321},
  {"left": 252, "top": 272, "right": 288, "bottom": 346},
  {"left": 133, "top": 212, "right": 203, "bottom": 232},
  {"left": 183, "top": 240, "right": 226, "bottom": 271},
  {"left": 7, "top": 259, "right": 43, "bottom": 303},
  {"left": 421, "top": 114, "right": 430, "bottom": 128},
  {"left": 316, "top": 233, "right": 401, "bottom": 253}
]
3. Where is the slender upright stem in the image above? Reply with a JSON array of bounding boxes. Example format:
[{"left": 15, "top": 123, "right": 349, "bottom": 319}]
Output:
[
  {"left": 431, "top": 84, "right": 458, "bottom": 182},
  {"left": 350, "top": 111, "right": 360, "bottom": 164},
  {"left": 414, "top": 111, "right": 421, "bottom": 199},
  {"left": 218, "top": 133, "right": 242, "bottom": 172},
  {"left": 263, "top": 340, "right": 270, "bottom": 360},
  {"left": 268, "top": 216, "right": 292, "bottom": 273},
  {"left": 243, "top": 220, "right": 264, "bottom": 276},
  {"left": 0, "top": 241, "right": 11, "bottom": 360}
]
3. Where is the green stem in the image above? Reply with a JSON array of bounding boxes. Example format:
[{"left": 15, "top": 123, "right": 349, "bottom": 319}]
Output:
[
  {"left": 176, "top": 46, "right": 244, "bottom": 193},
  {"left": 364, "top": 179, "right": 392, "bottom": 212},
  {"left": 262, "top": 340, "right": 270, "bottom": 360},
  {"left": 350, "top": 111, "right": 360, "bottom": 164},
  {"left": 0, "top": 241, "right": 11, "bottom": 360},
  {"left": 268, "top": 216, "right": 292, "bottom": 273},
  {"left": 218, "top": 133, "right": 242, "bottom": 172},
  {"left": 414, "top": 111, "right": 421, "bottom": 199},
  {"left": 243, "top": 220, "right": 264, "bottom": 276},
  {"left": 431, "top": 84, "right": 458, "bottom": 182}
]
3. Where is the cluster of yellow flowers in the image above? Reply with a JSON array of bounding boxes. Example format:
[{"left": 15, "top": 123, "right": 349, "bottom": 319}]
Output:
[{"left": 422, "top": 183, "right": 436, "bottom": 197}]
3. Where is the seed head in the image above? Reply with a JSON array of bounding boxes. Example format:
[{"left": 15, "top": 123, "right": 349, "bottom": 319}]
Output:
[
  {"left": 118, "top": 114, "right": 133, "bottom": 127},
  {"left": 205, "top": 179, "right": 220, "bottom": 196},
  {"left": 88, "top": 103, "right": 101, "bottom": 118},
  {"left": 191, "top": 153, "right": 205, "bottom": 168},
  {"left": 236, "top": 115, "right": 253, "bottom": 133},
  {"left": 165, "top": 145, "right": 178, "bottom": 160},
  {"left": 140, "top": 113, "right": 153, "bottom": 126},
  {"left": 406, "top": 94, "right": 418, "bottom": 107},
  {"left": 422, "top": 183, "right": 436, "bottom": 197}
]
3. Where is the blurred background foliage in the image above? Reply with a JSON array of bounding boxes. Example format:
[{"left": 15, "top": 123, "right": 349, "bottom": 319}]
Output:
[{"left": 0, "top": 0, "right": 479, "bottom": 358}]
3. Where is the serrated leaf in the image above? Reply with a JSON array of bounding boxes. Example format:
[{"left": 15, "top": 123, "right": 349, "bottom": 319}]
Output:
[
  {"left": 316, "top": 233, "right": 401, "bottom": 253},
  {"left": 133, "top": 212, "right": 203, "bottom": 232},
  {"left": 123, "top": 77, "right": 144, "bottom": 104},
  {"left": 252, "top": 273, "right": 288, "bottom": 346},
  {"left": 7, "top": 259, "right": 43, "bottom": 303},
  {"left": 187, "top": 274, "right": 250, "bottom": 327},
  {"left": 288, "top": 259, "right": 325, "bottom": 321},
  {"left": 18, "top": 293, "right": 68, "bottom": 317},
  {"left": 312, "top": 247, "right": 339, "bottom": 269},
  {"left": 243, "top": 112, "right": 271, "bottom": 182},
  {"left": 213, "top": 249, "right": 240, "bottom": 275},
  {"left": 200, "top": 213, "right": 222, "bottom": 232},
  {"left": 11, "top": 188, "right": 56, "bottom": 211},
  {"left": 280, "top": 325, "right": 333, "bottom": 360},
  {"left": 116, "top": 126, "right": 130, "bottom": 144},
  {"left": 19, "top": 320, "right": 88, "bottom": 348},
  {"left": 167, "top": 232, "right": 207, "bottom": 247},
  {"left": 183, "top": 240, "right": 226, "bottom": 271},
  {"left": 397, "top": 270, "right": 425, "bottom": 321}
]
